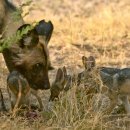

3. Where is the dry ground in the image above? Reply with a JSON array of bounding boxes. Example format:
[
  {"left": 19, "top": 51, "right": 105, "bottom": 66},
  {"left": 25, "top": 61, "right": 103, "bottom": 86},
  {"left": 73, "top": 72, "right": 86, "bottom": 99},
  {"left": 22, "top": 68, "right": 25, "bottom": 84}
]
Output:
[{"left": 1, "top": 0, "right": 130, "bottom": 129}]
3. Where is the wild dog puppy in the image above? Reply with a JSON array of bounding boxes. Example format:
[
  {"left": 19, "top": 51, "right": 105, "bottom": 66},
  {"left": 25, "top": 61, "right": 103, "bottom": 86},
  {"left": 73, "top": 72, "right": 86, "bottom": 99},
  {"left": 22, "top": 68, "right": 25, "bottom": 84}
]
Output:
[
  {"left": 35, "top": 19, "right": 54, "bottom": 70},
  {"left": 0, "top": 88, "right": 7, "bottom": 111},
  {"left": 49, "top": 67, "right": 72, "bottom": 101},
  {"left": 7, "top": 71, "right": 43, "bottom": 114}
]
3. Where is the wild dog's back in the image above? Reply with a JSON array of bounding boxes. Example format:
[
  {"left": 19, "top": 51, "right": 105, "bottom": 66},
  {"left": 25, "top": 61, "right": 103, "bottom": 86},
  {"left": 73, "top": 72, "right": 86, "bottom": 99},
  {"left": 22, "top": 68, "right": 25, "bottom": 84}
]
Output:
[
  {"left": 2, "top": 0, "right": 24, "bottom": 38},
  {"left": 3, "top": 23, "right": 50, "bottom": 90}
]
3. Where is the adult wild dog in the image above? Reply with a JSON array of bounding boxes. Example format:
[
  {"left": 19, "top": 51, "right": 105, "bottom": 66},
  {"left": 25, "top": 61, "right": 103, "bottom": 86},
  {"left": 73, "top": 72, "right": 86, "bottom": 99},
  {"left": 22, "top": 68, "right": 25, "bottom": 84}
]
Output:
[
  {"left": 9, "top": 24, "right": 50, "bottom": 90},
  {"left": 0, "top": 1, "right": 50, "bottom": 90}
]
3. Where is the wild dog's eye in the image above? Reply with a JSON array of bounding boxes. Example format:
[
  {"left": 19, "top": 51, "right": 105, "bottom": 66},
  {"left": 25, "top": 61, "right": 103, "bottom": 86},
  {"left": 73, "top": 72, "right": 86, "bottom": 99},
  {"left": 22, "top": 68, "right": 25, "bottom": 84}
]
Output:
[
  {"left": 32, "top": 63, "right": 44, "bottom": 74},
  {"left": 35, "top": 63, "right": 44, "bottom": 69},
  {"left": 35, "top": 63, "right": 42, "bottom": 68}
]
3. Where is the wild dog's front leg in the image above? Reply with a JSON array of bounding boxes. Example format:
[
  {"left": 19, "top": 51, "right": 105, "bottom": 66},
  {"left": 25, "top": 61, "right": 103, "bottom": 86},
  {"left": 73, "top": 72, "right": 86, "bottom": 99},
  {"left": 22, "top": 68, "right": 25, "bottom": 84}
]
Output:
[
  {"left": 31, "top": 89, "right": 43, "bottom": 110},
  {"left": 120, "top": 95, "right": 130, "bottom": 114}
]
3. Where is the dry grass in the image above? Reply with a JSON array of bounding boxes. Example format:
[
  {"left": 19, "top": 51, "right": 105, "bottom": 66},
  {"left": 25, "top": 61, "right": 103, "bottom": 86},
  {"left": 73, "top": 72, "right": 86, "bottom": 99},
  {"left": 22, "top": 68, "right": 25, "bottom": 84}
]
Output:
[{"left": 1, "top": 0, "right": 130, "bottom": 129}]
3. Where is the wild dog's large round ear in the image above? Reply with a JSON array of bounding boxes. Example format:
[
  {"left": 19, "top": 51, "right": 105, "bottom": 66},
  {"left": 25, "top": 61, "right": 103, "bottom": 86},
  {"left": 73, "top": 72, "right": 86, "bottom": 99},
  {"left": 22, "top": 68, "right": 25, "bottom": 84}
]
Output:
[
  {"left": 35, "top": 19, "right": 54, "bottom": 45},
  {"left": 17, "top": 24, "right": 39, "bottom": 49}
]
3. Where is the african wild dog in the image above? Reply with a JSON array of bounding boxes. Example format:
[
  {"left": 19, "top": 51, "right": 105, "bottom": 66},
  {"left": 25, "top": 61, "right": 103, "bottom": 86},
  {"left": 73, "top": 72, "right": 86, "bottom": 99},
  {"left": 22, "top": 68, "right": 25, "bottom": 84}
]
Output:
[
  {"left": 0, "top": 1, "right": 50, "bottom": 90},
  {"left": 10, "top": 24, "right": 50, "bottom": 90}
]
